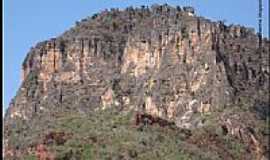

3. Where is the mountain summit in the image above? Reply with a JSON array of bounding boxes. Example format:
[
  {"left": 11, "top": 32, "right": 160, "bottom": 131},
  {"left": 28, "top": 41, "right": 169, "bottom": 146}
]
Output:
[{"left": 4, "top": 4, "right": 269, "bottom": 160}]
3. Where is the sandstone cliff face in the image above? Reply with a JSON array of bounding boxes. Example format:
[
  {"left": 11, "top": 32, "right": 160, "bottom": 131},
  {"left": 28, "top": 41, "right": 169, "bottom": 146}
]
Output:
[{"left": 4, "top": 4, "right": 269, "bottom": 159}]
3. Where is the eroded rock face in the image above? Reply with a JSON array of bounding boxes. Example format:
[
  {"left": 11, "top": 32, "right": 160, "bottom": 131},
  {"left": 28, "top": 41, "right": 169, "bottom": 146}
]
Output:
[
  {"left": 4, "top": 4, "right": 269, "bottom": 159},
  {"left": 5, "top": 4, "right": 269, "bottom": 123}
]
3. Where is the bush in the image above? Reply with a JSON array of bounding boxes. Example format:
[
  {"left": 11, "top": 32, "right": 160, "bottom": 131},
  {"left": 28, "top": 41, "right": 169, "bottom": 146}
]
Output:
[
  {"left": 82, "top": 144, "right": 93, "bottom": 159},
  {"left": 23, "top": 154, "right": 37, "bottom": 160}
]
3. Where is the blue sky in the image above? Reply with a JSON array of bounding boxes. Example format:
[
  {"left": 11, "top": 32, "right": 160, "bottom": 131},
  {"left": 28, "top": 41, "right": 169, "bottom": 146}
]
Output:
[{"left": 3, "top": 0, "right": 269, "bottom": 112}]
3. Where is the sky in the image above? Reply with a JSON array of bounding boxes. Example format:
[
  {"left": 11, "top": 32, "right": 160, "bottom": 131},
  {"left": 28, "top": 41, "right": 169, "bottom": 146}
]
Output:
[{"left": 3, "top": 0, "right": 269, "bottom": 112}]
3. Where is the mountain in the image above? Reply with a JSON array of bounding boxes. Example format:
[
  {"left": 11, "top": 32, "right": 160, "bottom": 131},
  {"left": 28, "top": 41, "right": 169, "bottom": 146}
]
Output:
[{"left": 4, "top": 4, "right": 269, "bottom": 160}]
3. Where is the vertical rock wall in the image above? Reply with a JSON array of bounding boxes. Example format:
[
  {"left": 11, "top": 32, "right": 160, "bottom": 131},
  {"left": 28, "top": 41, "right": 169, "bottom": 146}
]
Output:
[{"left": 5, "top": 4, "right": 269, "bottom": 128}]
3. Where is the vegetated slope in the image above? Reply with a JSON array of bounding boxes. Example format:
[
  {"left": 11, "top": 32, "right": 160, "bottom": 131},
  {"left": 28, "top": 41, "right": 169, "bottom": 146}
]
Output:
[
  {"left": 4, "top": 4, "right": 269, "bottom": 160},
  {"left": 5, "top": 108, "right": 267, "bottom": 160}
]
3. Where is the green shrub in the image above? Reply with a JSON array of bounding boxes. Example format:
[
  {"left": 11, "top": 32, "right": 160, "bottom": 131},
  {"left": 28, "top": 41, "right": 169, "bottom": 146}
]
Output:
[
  {"left": 82, "top": 144, "right": 93, "bottom": 160},
  {"left": 23, "top": 154, "right": 37, "bottom": 160}
]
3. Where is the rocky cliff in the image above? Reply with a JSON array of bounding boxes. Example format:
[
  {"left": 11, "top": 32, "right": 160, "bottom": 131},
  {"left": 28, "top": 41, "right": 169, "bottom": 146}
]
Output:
[{"left": 4, "top": 4, "right": 269, "bottom": 160}]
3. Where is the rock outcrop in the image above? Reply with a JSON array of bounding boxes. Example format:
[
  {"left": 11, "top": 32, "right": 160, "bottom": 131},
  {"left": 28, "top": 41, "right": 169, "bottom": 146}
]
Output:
[{"left": 4, "top": 4, "right": 269, "bottom": 160}]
